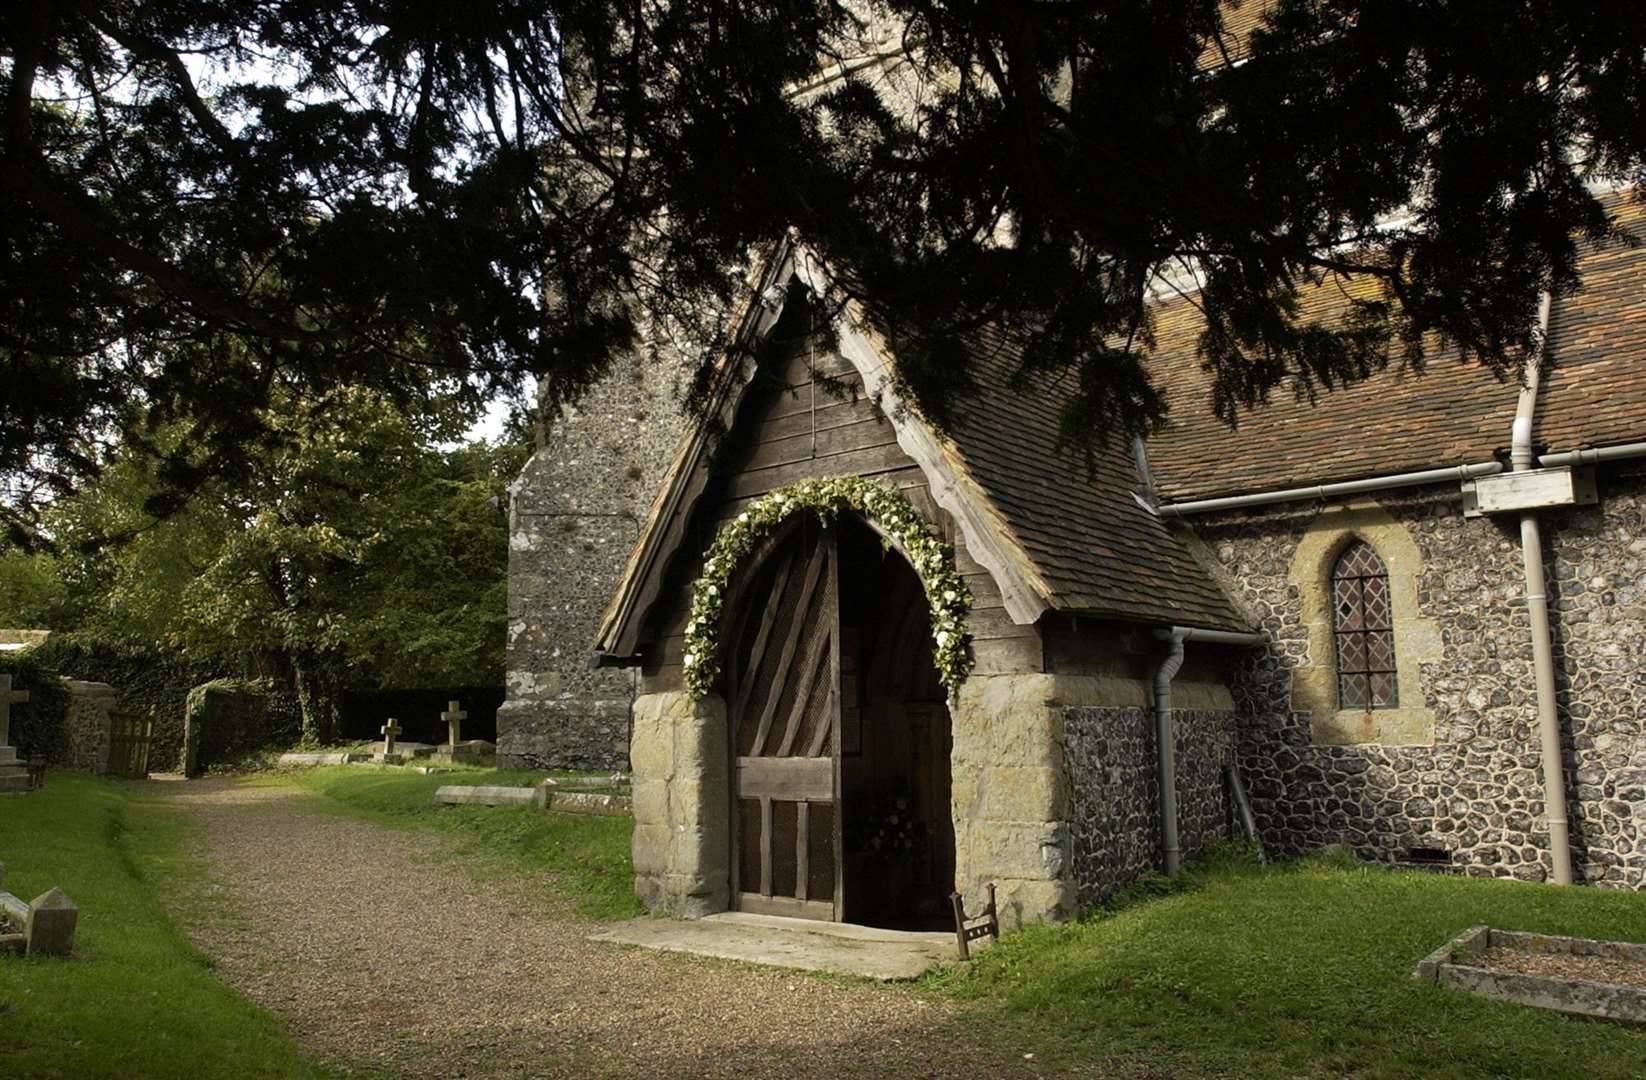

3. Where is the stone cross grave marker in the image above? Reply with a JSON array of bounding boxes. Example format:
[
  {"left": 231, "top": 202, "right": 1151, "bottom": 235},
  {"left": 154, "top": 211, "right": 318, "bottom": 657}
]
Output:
[
  {"left": 380, "top": 718, "right": 402, "bottom": 757},
  {"left": 0, "top": 674, "right": 29, "bottom": 749},
  {"left": 441, "top": 700, "right": 467, "bottom": 750}
]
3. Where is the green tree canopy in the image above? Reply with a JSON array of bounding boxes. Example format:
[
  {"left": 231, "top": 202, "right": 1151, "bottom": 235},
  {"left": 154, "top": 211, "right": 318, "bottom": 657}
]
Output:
[
  {"left": 4, "top": 2, "right": 1644, "bottom": 539},
  {"left": 5, "top": 385, "right": 518, "bottom": 741}
]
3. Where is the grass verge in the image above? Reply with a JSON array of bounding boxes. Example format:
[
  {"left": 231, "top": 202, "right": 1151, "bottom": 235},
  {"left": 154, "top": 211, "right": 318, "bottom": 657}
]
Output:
[
  {"left": 0, "top": 774, "right": 328, "bottom": 1080},
  {"left": 271, "top": 766, "right": 642, "bottom": 922},
  {"left": 930, "top": 848, "right": 1646, "bottom": 1079}
]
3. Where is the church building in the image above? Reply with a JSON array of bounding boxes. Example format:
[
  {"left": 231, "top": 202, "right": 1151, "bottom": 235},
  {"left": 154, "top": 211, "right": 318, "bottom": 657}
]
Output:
[{"left": 501, "top": 197, "right": 1646, "bottom": 928}]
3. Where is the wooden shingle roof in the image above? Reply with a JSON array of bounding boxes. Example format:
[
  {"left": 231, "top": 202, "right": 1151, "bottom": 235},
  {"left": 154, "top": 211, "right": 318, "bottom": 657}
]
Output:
[{"left": 1145, "top": 195, "right": 1646, "bottom": 504}]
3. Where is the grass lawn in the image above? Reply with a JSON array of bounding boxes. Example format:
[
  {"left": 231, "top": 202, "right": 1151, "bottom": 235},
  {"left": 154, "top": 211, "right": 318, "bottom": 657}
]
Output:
[
  {"left": 0, "top": 774, "right": 328, "bottom": 1080},
  {"left": 272, "top": 765, "right": 642, "bottom": 921},
  {"left": 933, "top": 849, "right": 1646, "bottom": 1079},
  {"left": 19, "top": 764, "right": 1636, "bottom": 1078}
]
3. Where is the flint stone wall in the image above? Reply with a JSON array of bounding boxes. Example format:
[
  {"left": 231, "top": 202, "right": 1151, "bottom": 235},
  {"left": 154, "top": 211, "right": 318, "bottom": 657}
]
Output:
[
  {"left": 1065, "top": 706, "right": 1237, "bottom": 905},
  {"left": 62, "top": 681, "right": 118, "bottom": 774},
  {"left": 1195, "top": 467, "right": 1646, "bottom": 888},
  {"left": 499, "top": 356, "right": 690, "bottom": 771}
]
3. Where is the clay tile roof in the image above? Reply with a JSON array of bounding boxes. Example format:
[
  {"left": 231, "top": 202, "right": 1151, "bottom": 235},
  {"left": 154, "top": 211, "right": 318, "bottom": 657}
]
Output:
[
  {"left": 1198, "top": 1, "right": 1275, "bottom": 70},
  {"left": 1144, "top": 194, "right": 1646, "bottom": 504},
  {"left": 945, "top": 333, "right": 1249, "bottom": 631},
  {"left": 1537, "top": 199, "right": 1646, "bottom": 452}
]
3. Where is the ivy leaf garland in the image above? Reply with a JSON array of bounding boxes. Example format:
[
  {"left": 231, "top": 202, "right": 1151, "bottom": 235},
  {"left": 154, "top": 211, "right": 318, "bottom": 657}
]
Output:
[{"left": 682, "top": 477, "right": 973, "bottom": 699}]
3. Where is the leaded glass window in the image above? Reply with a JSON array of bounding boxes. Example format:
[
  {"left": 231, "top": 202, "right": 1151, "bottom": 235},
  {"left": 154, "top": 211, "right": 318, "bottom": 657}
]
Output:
[{"left": 1332, "top": 540, "right": 1397, "bottom": 709}]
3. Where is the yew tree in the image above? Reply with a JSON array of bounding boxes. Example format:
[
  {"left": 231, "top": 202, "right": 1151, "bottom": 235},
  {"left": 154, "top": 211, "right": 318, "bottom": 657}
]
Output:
[{"left": 4, "top": 1, "right": 1644, "bottom": 538}]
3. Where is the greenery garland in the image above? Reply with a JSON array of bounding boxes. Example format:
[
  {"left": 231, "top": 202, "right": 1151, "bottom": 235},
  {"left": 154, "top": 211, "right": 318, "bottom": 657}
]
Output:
[{"left": 683, "top": 476, "right": 973, "bottom": 700}]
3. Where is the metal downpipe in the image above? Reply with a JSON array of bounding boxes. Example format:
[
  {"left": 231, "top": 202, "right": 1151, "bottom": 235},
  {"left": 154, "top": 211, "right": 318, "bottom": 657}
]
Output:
[
  {"left": 1153, "top": 633, "right": 1188, "bottom": 878},
  {"left": 1518, "top": 514, "right": 1572, "bottom": 884},
  {"left": 1150, "top": 626, "right": 1267, "bottom": 878},
  {"left": 1514, "top": 289, "right": 1574, "bottom": 885}
]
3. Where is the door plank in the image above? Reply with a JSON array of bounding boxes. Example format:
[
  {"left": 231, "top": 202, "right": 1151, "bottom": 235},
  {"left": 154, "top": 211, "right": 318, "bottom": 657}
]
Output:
[
  {"left": 735, "top": 547, "right": 795, "bottom": 715},
  {"left": 775, "top": 615, "right": 832, "bottom": 757},
  {"left": 829, "top": 529, "right": 844, "bottom": 921},
  {"left": 760, "top": 796, "right": 773, "bottom": 897},
  {"left": 749, "top": 538, "right": 827, "bottom": 757},
  {"left": 736, "top": 894, "right": 835, "bottom": 921},
  {"left": 796, "top": 802, "right": 810, "bottom": 902},
  {"left": 736, "top": 756, "right": 834, "bottom": 800}
]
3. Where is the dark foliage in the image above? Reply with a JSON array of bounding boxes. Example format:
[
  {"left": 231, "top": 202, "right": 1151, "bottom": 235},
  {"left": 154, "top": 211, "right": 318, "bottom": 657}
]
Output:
[
  {"left": 0, "top": 651, "right": 69, "bottom": 761},
  {"left": 4, "top": 2, "right": 1644, "bottom": 539},
  {"left": 339, "top": 686, "right": 505, "bottom": 745},
  {"left": 35, "top": 634, "right": 230, "bottom": 772},
  {"left": 183, "top": 677, "right": 301, "bottom": 774}
]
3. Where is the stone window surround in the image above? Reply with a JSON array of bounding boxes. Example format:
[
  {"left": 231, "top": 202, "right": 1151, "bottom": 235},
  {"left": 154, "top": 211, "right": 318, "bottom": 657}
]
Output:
[{"left": 1286, "top": 500, "right": 1442, "bottom": 747}]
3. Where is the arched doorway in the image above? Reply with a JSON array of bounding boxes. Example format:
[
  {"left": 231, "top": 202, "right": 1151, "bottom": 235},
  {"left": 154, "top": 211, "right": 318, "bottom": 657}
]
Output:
[{"left": 723, "top": 512, "right": 955, "bottom": 928}]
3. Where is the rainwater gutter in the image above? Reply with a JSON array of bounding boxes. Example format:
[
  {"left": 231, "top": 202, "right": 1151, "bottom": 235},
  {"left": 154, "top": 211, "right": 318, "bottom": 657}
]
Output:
[
  {"left": 1539, "top": 442, "right": 1646, "bottom": 469},
  {"left": 1152, "top": 626, "right": 1266, "bottom": 877},
  {"left": 1156, "top": 461, "right": 1505, "bottom": 517},
  {"left": 1514, "top": 291, "right": 1574, "bottom": 886}
]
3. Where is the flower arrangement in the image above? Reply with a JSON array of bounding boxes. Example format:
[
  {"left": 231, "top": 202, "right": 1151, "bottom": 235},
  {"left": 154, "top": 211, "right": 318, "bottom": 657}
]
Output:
[
  {"left": 847, "top": 793, "right": 926, "bottom": 857},
  {"left": 681, "top": 475, "right": 973, "bottom": 699}
]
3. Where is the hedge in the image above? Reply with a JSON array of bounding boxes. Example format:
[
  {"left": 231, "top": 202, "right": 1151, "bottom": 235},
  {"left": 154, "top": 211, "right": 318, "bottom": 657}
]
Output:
[
  {"left": 35, "top": 635, "right": 230, "bottom": 773},
  {"left": 0, "top": 651, "right": 70, "bottom": 761}
]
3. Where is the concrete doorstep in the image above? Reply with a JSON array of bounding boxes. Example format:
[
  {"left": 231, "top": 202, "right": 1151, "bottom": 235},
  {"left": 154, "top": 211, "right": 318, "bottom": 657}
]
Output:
[{"left": 590, "top": 911, "right": 960, "bottom": 981}]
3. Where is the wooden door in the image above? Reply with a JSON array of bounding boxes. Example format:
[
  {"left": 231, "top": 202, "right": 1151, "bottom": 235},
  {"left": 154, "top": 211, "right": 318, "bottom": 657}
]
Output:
[{"left": 728, "top": 524, "right": 841, "bottom": 921}]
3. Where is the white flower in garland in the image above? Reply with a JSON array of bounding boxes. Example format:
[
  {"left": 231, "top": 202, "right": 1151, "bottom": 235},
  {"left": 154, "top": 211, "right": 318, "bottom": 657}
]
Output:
[{"left": 683, "top": 476, "right": 974, "bottom": 700}]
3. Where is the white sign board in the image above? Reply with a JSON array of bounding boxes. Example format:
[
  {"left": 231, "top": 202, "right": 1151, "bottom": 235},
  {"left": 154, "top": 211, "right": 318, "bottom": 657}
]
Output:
[{"left": 1463, "top": 466, "right": 1597, "bottom": 517}]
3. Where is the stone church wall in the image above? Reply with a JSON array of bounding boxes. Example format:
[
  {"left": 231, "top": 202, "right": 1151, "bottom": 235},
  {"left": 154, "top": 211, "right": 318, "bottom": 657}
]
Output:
[
  {"left": 1192, "top": 465, "right": 1646, "bottom": 888},
  {"left": 500, "top": 355, "right": 692, "bottom": 771},
  {"left": 1065, "top": 706, "right": 1237, "bottom": 905}
]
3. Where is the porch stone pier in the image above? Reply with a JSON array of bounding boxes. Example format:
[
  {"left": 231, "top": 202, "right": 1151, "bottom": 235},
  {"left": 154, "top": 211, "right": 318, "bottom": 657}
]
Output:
[
  {"left": 953, "top": 674, "right": 1076, "bottom": 929},
  {"left": 631, "top": 691, "right": 730, "bottom": 917}
]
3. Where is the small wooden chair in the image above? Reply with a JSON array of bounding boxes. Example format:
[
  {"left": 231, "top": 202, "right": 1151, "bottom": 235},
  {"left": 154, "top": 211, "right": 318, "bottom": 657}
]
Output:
[{"left": 949, "top": 884, "right": 999, "bottom": 960}]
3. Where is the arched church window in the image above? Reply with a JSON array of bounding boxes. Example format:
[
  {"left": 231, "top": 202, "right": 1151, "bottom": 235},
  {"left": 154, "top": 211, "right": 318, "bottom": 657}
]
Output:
[{"left": 1332, "top": 540, "right": 1397, "bottom": 709}]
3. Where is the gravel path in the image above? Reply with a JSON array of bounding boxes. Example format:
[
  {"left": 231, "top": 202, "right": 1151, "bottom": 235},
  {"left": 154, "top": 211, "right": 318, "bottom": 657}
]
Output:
[{"left": 161, "top": 778, "right": 1099, "bottom": 1079}]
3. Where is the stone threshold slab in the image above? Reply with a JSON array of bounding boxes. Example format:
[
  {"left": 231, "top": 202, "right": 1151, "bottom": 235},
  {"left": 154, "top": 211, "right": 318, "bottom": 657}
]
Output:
[{"left": 590, "top": 911, "right": 959, "bottom": 981}]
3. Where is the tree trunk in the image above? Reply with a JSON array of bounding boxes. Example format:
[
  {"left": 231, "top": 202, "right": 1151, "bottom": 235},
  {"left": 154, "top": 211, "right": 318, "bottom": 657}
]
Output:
[{"left": 292, "top": 659, "right": 341, "bottom": 745}]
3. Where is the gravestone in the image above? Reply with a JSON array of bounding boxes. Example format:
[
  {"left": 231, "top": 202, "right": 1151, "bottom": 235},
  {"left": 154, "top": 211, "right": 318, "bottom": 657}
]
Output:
[
  {"left": 0, "top": 675, "right": 33, "bottom": 794},
  {"left": 442, "top": 700, "right": 467, "bottom": 749},
  {"left": 432, "top": 700, "right": 494, "bottom": 763},
  {"left": 375, "top": 718, "right": 403, "bottom": 764},
  {"left": 0, "top": 865, "right": 78, "bottom": 956}
]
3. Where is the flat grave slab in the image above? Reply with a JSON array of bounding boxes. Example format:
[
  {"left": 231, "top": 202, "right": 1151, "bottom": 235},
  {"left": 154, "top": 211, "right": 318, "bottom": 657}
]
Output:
[
  {"left": 433, "top": 785, "right": 540, "bottom": 808},
  {"left": 277, "top": 752, "right": 353, "bottom": 767},
  {"left": 1415, "top": 925, "right": 1646, "bottom": 1025},
  {"left": 431, "top": 739, "right": 496, "bottom": 764},
  {"left": 546, "top": 791, "right": 632, "bottom": 817}
]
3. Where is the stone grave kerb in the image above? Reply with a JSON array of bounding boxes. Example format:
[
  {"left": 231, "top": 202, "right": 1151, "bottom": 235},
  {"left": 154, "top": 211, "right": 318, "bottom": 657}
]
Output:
[{"left": 440, "top": 700, "right": 467, "bottom": 750}]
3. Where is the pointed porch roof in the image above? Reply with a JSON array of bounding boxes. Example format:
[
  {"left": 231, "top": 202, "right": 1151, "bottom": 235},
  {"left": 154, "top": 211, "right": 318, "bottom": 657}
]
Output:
[{"left": 595, "top": 245, "right": 1248, "bottom": 662}]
